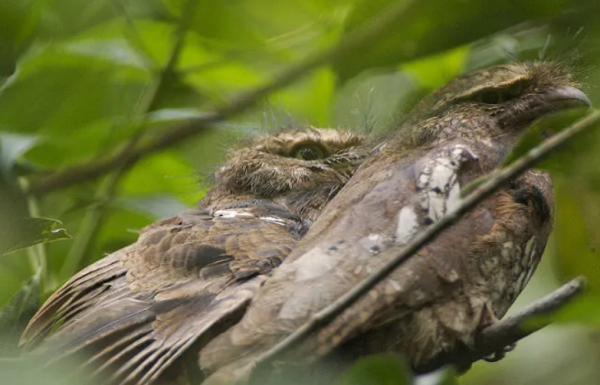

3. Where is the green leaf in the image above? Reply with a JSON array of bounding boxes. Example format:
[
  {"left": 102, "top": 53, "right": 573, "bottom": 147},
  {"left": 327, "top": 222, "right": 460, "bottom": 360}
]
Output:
[
  {"left": 0, "top": 0, "right": 39, "bottom": 77},
  {"left": 0, "top": 132, "right": 39, "bottom": 174},
  {"left": 270, "top": 68, "right": 336, "bottom": 125},
  {"left": 0, "top": 355, "right": 101, "bottom": 384},
  {"left": 552, "top": 177, "right": 600, "bottom": 289},
  {"left": 116, "top": 195, "right": 189, "bottom": 219},
  {"left": 334, "top": 0, "right": 570, "bottom": 82},
  {"left": 551, "top": 293, "right": 600, "bottom": 325},
  {"left": 333, "top": 69, "right": 415, "bottom": 133},
  {"left": 337, "top": 354, "right": 411, "bottom": 385},
  {"left": 402, "top": 48, "right": 469, "bottom": 90},
  {"left": 0, "top": 217, "right": 71, "bottom": 256},
  {"left": 119, "top": 152, "right": 200, "bottom": 204}
]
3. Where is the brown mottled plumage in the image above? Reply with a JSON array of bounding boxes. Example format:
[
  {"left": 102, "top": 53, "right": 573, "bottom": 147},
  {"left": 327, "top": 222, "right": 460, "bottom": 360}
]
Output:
[
  {"left": 199, "top": 62, "right": 590, "bottom": 384},
  {"left": 19, "top": 128, "right": 367, "bottom": 385},
  {"left": 201, "top": 129, "right": 365, "bottom": 223}
]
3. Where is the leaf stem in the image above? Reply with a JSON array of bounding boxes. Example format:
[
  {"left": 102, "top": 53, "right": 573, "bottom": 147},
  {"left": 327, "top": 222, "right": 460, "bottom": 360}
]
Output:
[{"left": 58, "top": 0, "right": 199, "bottom": 277}]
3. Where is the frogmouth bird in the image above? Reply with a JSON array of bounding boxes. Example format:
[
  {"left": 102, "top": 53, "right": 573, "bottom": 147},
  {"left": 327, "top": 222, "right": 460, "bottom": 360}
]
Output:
[
  {"left": 199, "top": 62, "right": 591, "bottom": 384},
  {"left": 19, "top": 128, "right": 368, "bottom": 384}
]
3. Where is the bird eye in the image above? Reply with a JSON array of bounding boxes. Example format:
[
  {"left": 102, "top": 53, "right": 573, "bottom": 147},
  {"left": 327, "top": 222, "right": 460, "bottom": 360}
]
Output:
[
  {"left": 478, "top": 90, "right": 503, "bottom": 104},
  {"left": 507, "top": 81, "right": 522, "bottom": 97},
  {"left": 292, "top": 144, "right": 327, "bottom": 161},
  {"left": 476, "top": 82, "right": 523, "bottom": 105}
]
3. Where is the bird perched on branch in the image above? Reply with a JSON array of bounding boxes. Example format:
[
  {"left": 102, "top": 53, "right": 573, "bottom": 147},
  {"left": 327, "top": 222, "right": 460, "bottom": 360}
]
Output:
[
  {"left": 20, "top": 128, "right": 368, "bottom": 385},
  {"left": 199, "top": 62, "right": 591, "bottom": 384}
]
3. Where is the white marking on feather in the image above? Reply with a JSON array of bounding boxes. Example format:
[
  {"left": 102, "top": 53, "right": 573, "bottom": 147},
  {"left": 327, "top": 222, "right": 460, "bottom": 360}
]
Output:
[
  {"left": 515, "top": 271, "right": 527, "bottom": 294},
  {"left": 416, "top": 146, "right": 472, "bottom": 222},
  {"left": 522, "top": 260, "right": 537, "bottom": 289},
  {"left": 524, "top": 237, "right": 536, "bottom": 265},
  {"left": 293, "top": 246, "right": 336, "bottom": 282},
  {"left": 396, "top": 206, "right": 419, "bottom": 245},
  {"left": 214, "top": 209, "right": 255, "bottom": 219},
  {"left": 259, "top": 216, "right": 288, "bottom": 226},
  {"left": 446, "top": 182, "right": 461, "bottom": 213},
  {"left": 387, "top": 279, "right": 402, "bottom": 292},
  {"left": 423, "top": 161, "right": 457, "bottom": 221},
  {"left": 444, "top": 269, "right": 460, "bottom": 283},
  {"left": 359, "top": 233, "right": 384, "bottom": 255},
  {"left": 501, "top": 242, "right": 513, "bottom": 261},
  {"left": 427, "top": 170, "right": 454, "bottom": 221},
  {"left": 479, "top": 136, "right": 494, "bottom": 148},
  {"left": 521, "top": 237, "right": 537, "bottom": 288},
  {"left": 376, "top": 142, "right": 388, "bottom": 152},
  {"left": 436, "top": 157, "right": 453, "bottom": 168}
]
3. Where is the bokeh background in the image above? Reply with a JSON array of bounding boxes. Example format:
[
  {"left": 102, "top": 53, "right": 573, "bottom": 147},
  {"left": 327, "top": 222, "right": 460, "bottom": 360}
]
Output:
[{"left": 1, "top": 0, "right": 600, "bottom": 384}]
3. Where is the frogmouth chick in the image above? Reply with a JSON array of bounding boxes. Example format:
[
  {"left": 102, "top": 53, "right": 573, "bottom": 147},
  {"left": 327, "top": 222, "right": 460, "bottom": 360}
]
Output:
[
  {"left": 199, "top": 62, "right": 591, "bottom": 384},
  {"left": 19, "top": 128, "right": 368, "bottom": 385}
]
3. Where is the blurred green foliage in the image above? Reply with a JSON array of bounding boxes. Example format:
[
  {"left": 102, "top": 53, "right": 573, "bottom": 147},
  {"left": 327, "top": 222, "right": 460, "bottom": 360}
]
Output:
[{"left": 1, "top": 0, "right": 600, "bottom": 384}]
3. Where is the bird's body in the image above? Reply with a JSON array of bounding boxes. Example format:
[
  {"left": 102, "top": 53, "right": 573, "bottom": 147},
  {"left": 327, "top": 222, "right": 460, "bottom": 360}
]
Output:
[
  {"left": 21, "top": 61, "right": 590, "bottom": 385},
  {"left": 20, "top": 128, "right": 368, "bottom": 384},
  {"left": 199, "top": 62, "right": 589, "bottom": 384}
]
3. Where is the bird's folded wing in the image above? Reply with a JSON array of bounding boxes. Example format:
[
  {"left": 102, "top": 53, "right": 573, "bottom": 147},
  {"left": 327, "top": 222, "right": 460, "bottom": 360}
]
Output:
[{"left": 20, "top": 209, "right": 298, "bottom": 384}]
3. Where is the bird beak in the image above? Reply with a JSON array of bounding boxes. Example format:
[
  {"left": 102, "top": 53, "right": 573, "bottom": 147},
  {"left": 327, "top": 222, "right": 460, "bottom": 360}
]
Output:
[
  {"left": 545, "top": 85, "right": 592, "bottom": 109},
  {"left": 505, "top": 85, "right": 591, "bottom": 128}
]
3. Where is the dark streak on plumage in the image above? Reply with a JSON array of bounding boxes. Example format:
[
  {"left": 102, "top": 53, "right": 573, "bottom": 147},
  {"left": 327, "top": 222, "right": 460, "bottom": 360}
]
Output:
[
  {"left": 20, "top": 127, "right": 369, "bottom": 385},
  {"left": 198, "top": 62, "right": 587, "bottom": 385}
]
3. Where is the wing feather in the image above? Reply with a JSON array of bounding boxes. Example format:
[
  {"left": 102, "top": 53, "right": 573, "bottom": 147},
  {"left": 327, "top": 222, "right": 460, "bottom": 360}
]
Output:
[{"left": 21, "top": 208, "right": 298, "bottom": 384}]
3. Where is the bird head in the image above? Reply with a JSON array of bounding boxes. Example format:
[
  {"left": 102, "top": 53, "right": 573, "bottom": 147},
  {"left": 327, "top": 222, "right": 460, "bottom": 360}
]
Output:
[
  {"left": 201, "top": 128, "right": 368, "bottom": 221},
  {"left": 399, "top": 62, "right": 591, "bottom": 155}
]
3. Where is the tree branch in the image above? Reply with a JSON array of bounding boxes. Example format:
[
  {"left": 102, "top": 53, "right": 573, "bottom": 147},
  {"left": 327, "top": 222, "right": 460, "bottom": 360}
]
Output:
[
  {"left": 58, "top": 0, "right": 199, "bottom": 278},
  {"left": 26, "top": 0, "right": 416, "bottom": 196},
  {"left": 416, "top": 276, "right": 586, "bottom": 372},
  {"left": 473, "top": 276, "right": 585, "bottom": 361},
  {"left": 255, "top": 110, "right": 600, "bottom": 369}
]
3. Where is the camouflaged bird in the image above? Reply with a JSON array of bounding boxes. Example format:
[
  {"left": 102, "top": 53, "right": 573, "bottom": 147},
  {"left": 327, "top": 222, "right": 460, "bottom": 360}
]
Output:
[
  {"left": 20, "top": 128, "right": 368, "bottom": 385},
  {"left": 199, "top": 62, "right": 591, "bottom": 384}
]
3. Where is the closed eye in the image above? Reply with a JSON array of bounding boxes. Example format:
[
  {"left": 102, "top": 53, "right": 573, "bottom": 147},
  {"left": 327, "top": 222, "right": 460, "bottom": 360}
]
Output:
[{"left": 463, "top": 81, "right": 525, "bottom": 105}]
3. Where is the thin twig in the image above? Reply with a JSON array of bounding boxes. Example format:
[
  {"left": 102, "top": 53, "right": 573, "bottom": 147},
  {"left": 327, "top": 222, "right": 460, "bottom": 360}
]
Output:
[
  {"left": 58, "top": 0, "right": 199, "bottom": 277},
  {"left": 18, "top": 178, "right": 48, "bottom": 291},
  {"left": 255, "top": 110, "right": 600, "bottom": 368},
  {"left": 473, "top": 276, "right": 585, "bottom": 360},
  {"left": 26, "top": 0, "right": 416, "bottom": 196},
  {"left": 417, "top": 276, "right": 586, "bottom": 371}
]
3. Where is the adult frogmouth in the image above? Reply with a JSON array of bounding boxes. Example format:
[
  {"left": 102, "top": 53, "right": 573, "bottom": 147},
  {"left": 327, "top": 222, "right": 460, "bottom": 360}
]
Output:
[
  {"left": 199, "top": 62, "right": 591, "bottom": 384},
  {"left": 20, "top": 128, "right": 368, "bottom": 385}
]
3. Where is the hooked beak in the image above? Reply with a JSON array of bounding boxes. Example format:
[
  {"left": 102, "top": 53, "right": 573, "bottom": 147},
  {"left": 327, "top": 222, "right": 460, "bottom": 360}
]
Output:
[
  {"left": 504, "top": 85, "right": 591, "bottom": 128},
  {"left": 545, "top": 85, "right": 592, "bottom": 109}
]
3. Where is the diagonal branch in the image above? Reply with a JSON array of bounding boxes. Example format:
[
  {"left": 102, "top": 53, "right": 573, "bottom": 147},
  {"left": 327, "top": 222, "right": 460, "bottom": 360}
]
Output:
[
  {"left": 26, "top": 0, "right": 416, "bottom": 196},
  {"left": 418, "top": 276, "right": 586, "bottom": 372},
  {"left": 472, "top": 276, "right": 585, "bottom": 361},
  {"left": 58, "top": 0, "right": 199, "bottom": 278},
  {"left": 254, "top": 110, "right": 600, "bottom": 369}
]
